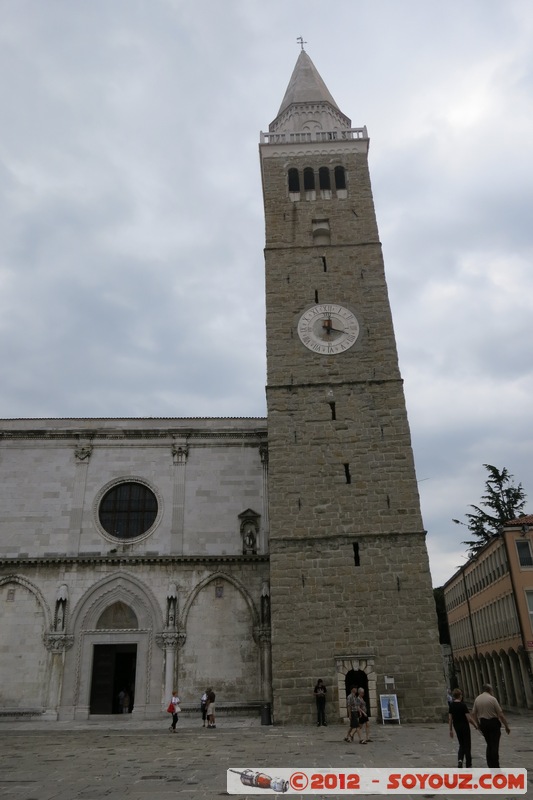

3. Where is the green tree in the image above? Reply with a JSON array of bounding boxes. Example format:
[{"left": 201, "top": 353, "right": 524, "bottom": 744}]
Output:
[
  {"left": 453, "top": 464, "right": 527, "bottom": 556},
  {"left": 433, "top": 586, "right": 450, "bottom": 645}
]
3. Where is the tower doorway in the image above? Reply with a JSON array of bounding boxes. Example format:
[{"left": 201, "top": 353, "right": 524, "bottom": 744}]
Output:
[
  {"left": 90, "top": 644, "right": 137, "bottom": 714},
  {"left": 345, "top": 668, "right": 370, "bottom": 715}
]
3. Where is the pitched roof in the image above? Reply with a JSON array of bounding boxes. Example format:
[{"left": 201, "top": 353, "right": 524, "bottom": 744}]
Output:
[
  {"left": 276, "top": 50, "right": 341, "bottom": 117},
  {"left": 505, "top": 514, "right": 533, "bottom": 526}
]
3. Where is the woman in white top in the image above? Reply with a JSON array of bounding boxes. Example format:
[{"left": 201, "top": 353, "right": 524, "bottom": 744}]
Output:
[{"left": 169, "top": 690, "right": 180, "bottom": 732}]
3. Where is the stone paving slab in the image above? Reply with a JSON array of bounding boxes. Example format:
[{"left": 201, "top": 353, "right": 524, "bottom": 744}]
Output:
[{"left": 0, "top": 714, "right": 531, "bottom": 799}]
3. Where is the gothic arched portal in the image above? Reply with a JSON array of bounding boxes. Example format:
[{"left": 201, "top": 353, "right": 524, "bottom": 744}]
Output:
[
  {"left": 180, "top": 574, "right": 261, "bottom": 705},
  {"left": 59, "top": 572, "right": 164, "bottom": 720}
]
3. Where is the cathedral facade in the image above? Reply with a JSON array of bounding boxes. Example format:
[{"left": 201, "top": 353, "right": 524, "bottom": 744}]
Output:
[{"left": 0, "top": 52, "right": 443, "bottom": 723}]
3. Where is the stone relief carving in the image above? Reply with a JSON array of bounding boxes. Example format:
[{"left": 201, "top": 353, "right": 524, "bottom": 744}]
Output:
[
  {"left": 155, "top": 631, "right": 186, "bottom": 650},
  {"left": 171, "top": 444, "right": 189, "bottom": 465},
  {"left": 74, "top": 444, "right": 93, "bottom": 462},
  {"left": 44, "top": 633, "right": 75, "bottom": 653}
]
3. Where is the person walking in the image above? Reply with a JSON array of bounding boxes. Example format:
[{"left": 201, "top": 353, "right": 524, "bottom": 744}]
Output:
[
  {"left": 313, "top": 679, "right": 327, "bottom": 727},
  {"left": 471, "top": 684, "right": 510, "bottom": 768},
  {"left": 206, "top": 688, "right": 216, "bottom": 728},
  {"left": 344, "top": 687, "right": 364, "bottom": 743},
  {"left": 448, "top": 688, "right": 477, "bottom": 767},
  {"left": 169, "top": 690, "right": 180, "bottom": 732},
  {"left": 200, "top": 689, "right": 208, "bottom": 727},
  {"left": 355, "top": 688, "right": 371, "bottom": 743}
]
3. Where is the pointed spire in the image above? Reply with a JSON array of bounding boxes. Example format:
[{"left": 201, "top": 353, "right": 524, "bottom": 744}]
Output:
[
  {"left": 269, "top": 50, "right": 351, "bottom": 134},
  {"left": 276, "top": 50, "right": 340, "bottom": 117}
]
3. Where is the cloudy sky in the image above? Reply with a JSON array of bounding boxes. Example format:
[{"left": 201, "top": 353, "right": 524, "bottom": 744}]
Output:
[{"left": 1, "top": 0, "right": 532, "bottom": 586}]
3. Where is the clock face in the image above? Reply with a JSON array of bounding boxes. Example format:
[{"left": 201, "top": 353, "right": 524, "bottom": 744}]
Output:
[{"left": 297, "top": 303, "right": 360, "bottom": 355}]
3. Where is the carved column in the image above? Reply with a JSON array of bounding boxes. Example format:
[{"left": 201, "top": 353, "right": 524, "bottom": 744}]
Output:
[
  {"left": 68, "top": 442, "right": 93, "bottom": 553},
  {"left": 170, "top": 443, "right": 188, "bottom": 553},
  {"left": 43, "top": 634, "right": 74, "bottom": 718},
  {"left": 254, "top": 627, "right": 272, "bottom": 704},
  {"left": 256, "top": 580, "right": 272, "bottom": 703},
  {"left": 156, "top": 632, "right": 186, "bottom": 703}
]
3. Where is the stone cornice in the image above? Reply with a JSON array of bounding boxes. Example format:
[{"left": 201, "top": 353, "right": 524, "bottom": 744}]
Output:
[
  {"left": 269, "top": 531, "right": 427, "bottom": 545},
  {"left": 0, "top": 428, "right": 267, "bottom": 444},
  {"left": 0, "top": 554, "right": 270, "bottom": 568},
  {"left": 266, "top": 378, "right": 404, "bottom": 390}
]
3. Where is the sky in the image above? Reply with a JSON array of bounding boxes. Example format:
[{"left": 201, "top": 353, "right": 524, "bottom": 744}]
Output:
[{"left": 1, "top": 0, "right": 532, "bottom": 587}]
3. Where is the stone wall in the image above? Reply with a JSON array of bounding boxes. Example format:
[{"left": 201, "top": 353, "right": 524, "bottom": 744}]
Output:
[{"left": 269, "top": 534, "right": 443, "bottom": 723}]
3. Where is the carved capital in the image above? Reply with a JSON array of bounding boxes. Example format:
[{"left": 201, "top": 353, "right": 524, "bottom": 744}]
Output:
[
  {"left": 44, "top": 633, "right": 75, "bottom": 653},
  {"left": 74, "top": 444, "right": 93, "bottom": 463},
  {"left": 253, "top": 626, "right": 271, "bottom": 645},
  {"left": 172, "top": 444, "right": 189, "bottom": 465},
  {"left": 155, "top": 631, "right": 186, "bottom": 650}
]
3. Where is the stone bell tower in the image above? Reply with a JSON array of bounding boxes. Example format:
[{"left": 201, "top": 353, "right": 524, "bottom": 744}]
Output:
[{"left": 260, "top": 49, "right": 443, "bottom": 723}]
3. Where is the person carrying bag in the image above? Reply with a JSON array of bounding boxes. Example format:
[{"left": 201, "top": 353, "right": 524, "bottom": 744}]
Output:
[{"left": 168, "top": 690, "right": 180, "bottom": 732}]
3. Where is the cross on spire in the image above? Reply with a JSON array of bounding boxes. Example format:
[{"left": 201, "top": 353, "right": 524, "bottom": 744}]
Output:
[{"left": 296, "top": 36, "right": 307, "bottom": 51}]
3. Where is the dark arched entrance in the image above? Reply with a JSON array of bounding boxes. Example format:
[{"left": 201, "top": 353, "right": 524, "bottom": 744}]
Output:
[
  {"left": 89, "top": 643, "right": 137, "bottom": 714},
  {"left": 345, "top": 669, "right": 371, "bottom": 716}
]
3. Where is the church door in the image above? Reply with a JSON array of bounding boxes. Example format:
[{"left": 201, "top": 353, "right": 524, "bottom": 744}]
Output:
[{"left": 89, "top": 644, "right": 137, "bottom": 714}]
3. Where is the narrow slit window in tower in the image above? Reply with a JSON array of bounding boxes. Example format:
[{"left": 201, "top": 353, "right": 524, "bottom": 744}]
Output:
[{"left": 344, "top": 463, "right": 351, "bottom": 484}]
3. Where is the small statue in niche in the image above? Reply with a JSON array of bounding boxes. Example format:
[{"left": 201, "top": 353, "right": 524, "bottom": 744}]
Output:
[
  {"left": 55, "top": 584, "right": 68, "bottom": 631},
  {"left": 261, "top": 581, "right": 270, "bottom": 625},
  {"left": 166, "top": 583, "right": 178, "bottom": 629},
  {"left": 242, "top": 521, "right": 258, "bottom": 554}
]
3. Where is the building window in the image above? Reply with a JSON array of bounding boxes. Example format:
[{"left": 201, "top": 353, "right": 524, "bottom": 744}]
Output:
[
  {"left": 99, "top": 481, "right": 158, "bottom": 540},
  {"left": 516, "top": 539, "right": 533, "bottom": 567},
  {"left": 334, "top": 166, "right": 347, "bottom": 191},
  {"left": 288, "top": 168, "right": 300, "bottom": 193},
  {"left": 303, "top": 167, "right": 315, "bottom": 191},
  {"left": 319, "top": 167, "right": 331, "bottom": 191}
]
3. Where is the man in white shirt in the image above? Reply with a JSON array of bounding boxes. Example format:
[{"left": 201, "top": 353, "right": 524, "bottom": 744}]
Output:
[{"left": 471, "top": 684, "right": 510, "bottom": 768}]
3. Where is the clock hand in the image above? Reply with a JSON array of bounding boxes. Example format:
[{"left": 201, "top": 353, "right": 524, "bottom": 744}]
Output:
[{"left": 321, "top": 320, "right": 345, "bottom": 335}]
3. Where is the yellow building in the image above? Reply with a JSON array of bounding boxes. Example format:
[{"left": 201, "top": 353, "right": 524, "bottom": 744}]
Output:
[{"left": 444, "top": 515, "right": 533, "bottom": 709}]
